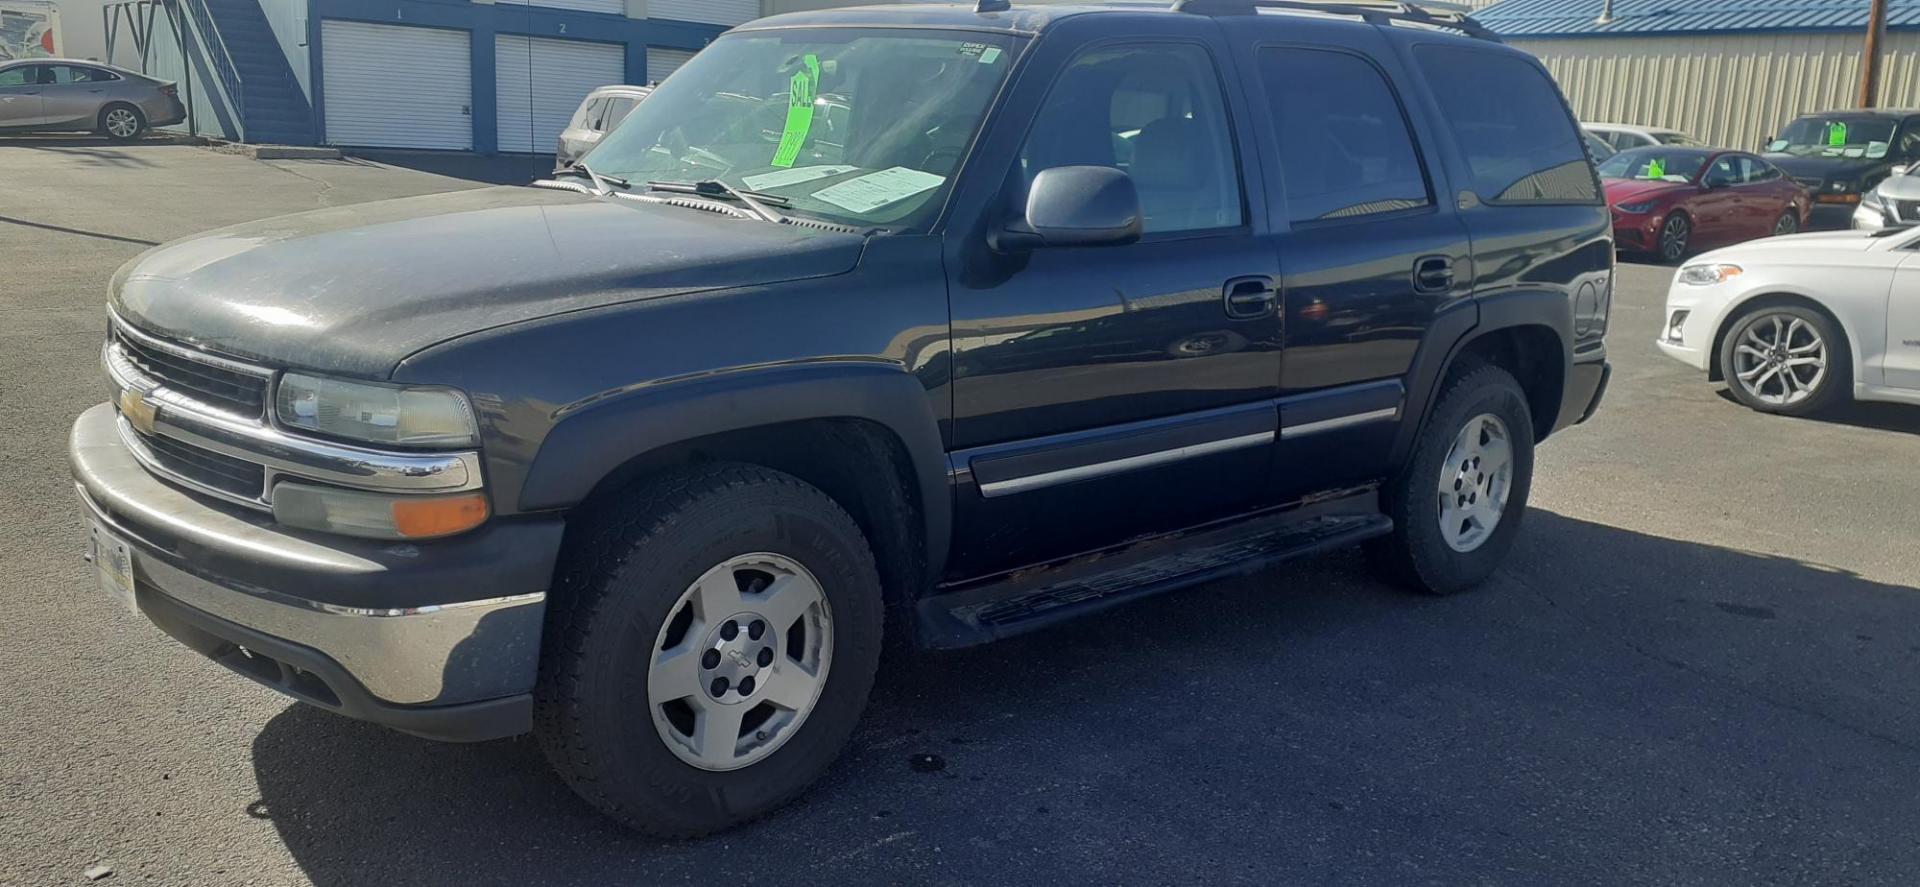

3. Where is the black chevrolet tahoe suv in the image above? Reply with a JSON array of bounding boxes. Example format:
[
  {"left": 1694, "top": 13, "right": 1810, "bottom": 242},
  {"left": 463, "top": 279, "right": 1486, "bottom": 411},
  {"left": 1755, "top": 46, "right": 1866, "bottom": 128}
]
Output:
[{"left": 70, "top": 0, "right": 1610, "bottom": 836}]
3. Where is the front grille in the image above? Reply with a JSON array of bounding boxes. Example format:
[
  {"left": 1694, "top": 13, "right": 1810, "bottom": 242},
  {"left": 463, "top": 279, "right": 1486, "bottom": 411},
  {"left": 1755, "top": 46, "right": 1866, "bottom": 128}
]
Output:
[
  {"left": 1897, "top": 200, "right": 1920, "bottom": 222},
  {"left": 1794, "top": 177, "right": 1823, "bottom": 190},
  {"left": 113, "top": 328, "right": 268, "bottom": 418},
  {"left": 139, "top": 429, "right": 266, "bottom": 499}
]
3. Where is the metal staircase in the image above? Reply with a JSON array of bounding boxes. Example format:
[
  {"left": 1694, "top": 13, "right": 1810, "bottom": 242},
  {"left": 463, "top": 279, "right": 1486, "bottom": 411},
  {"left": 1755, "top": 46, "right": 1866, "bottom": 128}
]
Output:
[{"left": 103, "top": 0, "right": 316, "bottom": 144}]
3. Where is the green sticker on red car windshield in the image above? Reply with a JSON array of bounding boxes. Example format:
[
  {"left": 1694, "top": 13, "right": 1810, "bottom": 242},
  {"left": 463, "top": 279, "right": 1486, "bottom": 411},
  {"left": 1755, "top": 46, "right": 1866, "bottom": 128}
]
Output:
[
  {"left": 770, "top": 53, "right": 821, "bottom": 169},
  {"left": 1646, "top": 157, "right": 1665, "bottom": 179}
]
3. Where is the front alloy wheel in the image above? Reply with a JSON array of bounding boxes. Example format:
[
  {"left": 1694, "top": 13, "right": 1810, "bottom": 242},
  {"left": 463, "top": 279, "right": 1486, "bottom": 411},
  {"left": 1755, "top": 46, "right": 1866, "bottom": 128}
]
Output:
[
  {"left": 1659, "top": 214, "right": 1691, "bottom": 263},
  {"left": 1719, "top": 305, "right": 1849, "bottom": 416},
  {"left": 648, "top": 553, "right": 833, "bottom": 771}
]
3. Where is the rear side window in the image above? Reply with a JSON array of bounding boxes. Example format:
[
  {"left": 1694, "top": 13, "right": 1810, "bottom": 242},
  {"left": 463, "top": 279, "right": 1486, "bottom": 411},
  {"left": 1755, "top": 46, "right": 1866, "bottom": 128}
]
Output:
[
  {"left": 604, "top": 97, "right": 638, "bottom": 129},
  {"left": 1416, "top": 46, "right": 1599, "bottom": 205},
  {"left": 574, "top": 97, "right": 608, "bottom": 130},
  {"left": 1257, "top": 47, "right": 1429, "bottom": 223}
]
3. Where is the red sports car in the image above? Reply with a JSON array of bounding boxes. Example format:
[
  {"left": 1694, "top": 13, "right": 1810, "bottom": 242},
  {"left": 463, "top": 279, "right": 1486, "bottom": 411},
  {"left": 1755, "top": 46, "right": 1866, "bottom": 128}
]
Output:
[{"left": 1599, "top": 147, "right": 1811, "bottom": 263}]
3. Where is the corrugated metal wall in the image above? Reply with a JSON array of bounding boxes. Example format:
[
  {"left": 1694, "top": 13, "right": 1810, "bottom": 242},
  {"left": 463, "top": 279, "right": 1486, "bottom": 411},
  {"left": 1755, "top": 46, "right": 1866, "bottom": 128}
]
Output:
[{"left": 1515, "top": 31, "right": 1920, "bottom": 149}]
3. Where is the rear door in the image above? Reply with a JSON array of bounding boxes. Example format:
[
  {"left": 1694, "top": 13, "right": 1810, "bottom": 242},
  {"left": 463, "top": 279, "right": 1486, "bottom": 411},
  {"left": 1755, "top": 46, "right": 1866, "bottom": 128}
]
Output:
[
  {"left": 1232, "top": 20, "right": 1472, "bottom": 497},
  {"left": 39, "top": 65, "right": 112, "bottom": 130},
  {"left": 0, "top": 64, "right": 47, "bottom": 127},
  {"left": 1885, "top": 250, "right": 1920, "bottom": 390}
]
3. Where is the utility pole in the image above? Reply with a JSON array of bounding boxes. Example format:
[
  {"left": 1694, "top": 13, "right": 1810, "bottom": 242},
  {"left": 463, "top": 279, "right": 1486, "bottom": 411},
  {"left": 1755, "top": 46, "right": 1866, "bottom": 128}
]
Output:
[{"left": 1860, "top": 0, "right": 1888, "bottom": 107}]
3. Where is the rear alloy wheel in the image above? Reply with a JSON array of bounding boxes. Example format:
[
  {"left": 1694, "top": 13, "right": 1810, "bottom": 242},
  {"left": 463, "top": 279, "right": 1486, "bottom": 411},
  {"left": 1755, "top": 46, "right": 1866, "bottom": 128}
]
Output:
[
  {"left": 1658, "top": 213, "right": 1691, "bottom": 263},
  {"left": 1772, "top": 211, "right": 1799, "bottom": 236},
  {"left": 99, "top": 104, "right": 144, "bottom": 142},
  {"left": 1719, "top": 305, "right": 1850, "bottom": 416},
  {"left": 1365, "top": 362, "right": 1534, "bottom": 595}
]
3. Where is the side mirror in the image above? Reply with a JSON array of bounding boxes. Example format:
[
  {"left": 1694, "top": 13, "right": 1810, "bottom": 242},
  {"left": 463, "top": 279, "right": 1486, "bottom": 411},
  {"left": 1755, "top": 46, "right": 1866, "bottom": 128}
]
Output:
[{"left": 995, "top": 165, "right": 1141, "bottom": 252}]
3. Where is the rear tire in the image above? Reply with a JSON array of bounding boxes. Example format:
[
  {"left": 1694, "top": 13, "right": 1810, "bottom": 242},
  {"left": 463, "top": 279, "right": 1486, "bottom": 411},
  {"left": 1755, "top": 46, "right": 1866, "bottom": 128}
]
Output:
[
  {"left": 1365, "top": 363, "right": 1535, "bottom": 595},
  {"left": 535, "top": 463, "right": 883, "bottom": 837},
  {"left": 99, "top": 103, "right": 145, "bottom": 142}
]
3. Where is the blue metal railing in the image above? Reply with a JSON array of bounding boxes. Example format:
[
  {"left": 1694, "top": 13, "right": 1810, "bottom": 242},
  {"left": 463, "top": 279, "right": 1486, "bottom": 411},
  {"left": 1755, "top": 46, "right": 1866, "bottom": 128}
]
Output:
[{"left": 177, "top": 0, "right": 245, "bottom": 127}]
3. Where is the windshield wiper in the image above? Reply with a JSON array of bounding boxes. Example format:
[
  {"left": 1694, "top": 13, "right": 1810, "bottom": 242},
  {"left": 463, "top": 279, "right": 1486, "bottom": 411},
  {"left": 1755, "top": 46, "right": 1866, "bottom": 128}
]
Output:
[
  {"left": 645, "top": 179, "right": 788, "bottom": 223},
  {"left": 553, "top": 162, "right": 630, "bottom": 193}
]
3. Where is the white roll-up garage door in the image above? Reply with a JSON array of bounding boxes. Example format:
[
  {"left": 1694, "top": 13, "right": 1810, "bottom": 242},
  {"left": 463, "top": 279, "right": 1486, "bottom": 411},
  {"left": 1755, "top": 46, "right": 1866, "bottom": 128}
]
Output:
[
  {"left": 495, "top": 35, "right": 625, "bottom": 154},
  {"left": 321, "top": 21, "right": 472, "bottom": 150},
  {"left": 646, "top": 47, "right": 695, "bottom": 84},
  {"left": 649, "top": 0, "right": 759, "bottom": 26},
  {"left": 498, "top": 0, "right": 624, "bottom": 16}
]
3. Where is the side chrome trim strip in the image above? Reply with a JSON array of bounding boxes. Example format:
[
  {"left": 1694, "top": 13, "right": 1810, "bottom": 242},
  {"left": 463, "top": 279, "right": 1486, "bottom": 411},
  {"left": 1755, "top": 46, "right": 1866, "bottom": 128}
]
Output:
[
  {"left": 1280, "top": 406, "right": 1400, "bottom": 440},
  {"left": 977, "top": 430, "right": 1274, "bottom": 498}
]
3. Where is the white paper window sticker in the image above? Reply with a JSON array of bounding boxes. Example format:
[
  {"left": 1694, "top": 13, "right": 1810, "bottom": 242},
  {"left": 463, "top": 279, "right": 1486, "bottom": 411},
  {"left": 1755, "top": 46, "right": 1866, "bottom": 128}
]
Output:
[
  {"left": 813, "top": 167, "right": 946, "bottom": 214},
  {"left": 979, "top": 47, "right": 1002, "bottom": 64},
  {"left": 1867, "top": 141, "right": 1890, "bottom": 159},
  {"left": 742, "top": 165, "right": 859, "bottom": 191}
]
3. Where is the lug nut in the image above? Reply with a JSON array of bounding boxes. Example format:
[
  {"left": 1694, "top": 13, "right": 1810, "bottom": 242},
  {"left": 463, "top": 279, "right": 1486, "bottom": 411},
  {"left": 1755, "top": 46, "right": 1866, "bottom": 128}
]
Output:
[
  {"left": 757, "top": 647, "right": 774, "bottom": 667},
  {"left": 720, "top": 620, "right": 739, "bottom": 641},
  {"left": 710, "top": 677, "right": 729, "bottom": 697},
  {"left": 737, "top": 676, "right": 756, "bottom": 696},
  {"left": 748, "top": 619, "right": 766, "bottom": 640},
  {"left": 702, "top": 649, "right": 721, "bottom": 670}
]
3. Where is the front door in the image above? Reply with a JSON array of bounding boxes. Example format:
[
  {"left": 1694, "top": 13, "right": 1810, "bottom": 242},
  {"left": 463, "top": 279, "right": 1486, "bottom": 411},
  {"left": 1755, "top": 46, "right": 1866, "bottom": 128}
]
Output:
[
  {"left": 1695, "top": 156, "right": 1746, "bottom": 247},
  {"left": 944, "top": 24, "right": 1283, "bottom": 579},
  {"left": 1885, "top": 252, "right": 1920, "bottom": 390},
  {"left": 1237, "top": 26, "right": 1473, "bottom": 496},
  {"left": 0, "top": 64, "right": 47, "bottom": 127}
]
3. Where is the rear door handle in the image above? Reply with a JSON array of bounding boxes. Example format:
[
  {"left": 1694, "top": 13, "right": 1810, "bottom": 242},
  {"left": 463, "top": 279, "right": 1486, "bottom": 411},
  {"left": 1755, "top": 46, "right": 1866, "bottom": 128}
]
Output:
[
  {"left": 1412, "top": 256, "right": 1455, "bottom": 295},
  {"left": 1223, "top": 275, "right": 1278, "bottom": 319}
]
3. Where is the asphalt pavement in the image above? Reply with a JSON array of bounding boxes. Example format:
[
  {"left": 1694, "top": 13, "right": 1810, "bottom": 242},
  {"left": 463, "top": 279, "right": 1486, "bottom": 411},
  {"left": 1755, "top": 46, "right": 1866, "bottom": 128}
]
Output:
[{"left": 4, "top": 138, "right": 1920, "bottom": 886}]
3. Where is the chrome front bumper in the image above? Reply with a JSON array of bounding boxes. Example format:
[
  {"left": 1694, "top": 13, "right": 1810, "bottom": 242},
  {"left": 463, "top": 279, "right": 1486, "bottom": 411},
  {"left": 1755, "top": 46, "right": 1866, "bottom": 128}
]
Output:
[{"left": 72, "top": 403, "right": 564, "bottom": 740}]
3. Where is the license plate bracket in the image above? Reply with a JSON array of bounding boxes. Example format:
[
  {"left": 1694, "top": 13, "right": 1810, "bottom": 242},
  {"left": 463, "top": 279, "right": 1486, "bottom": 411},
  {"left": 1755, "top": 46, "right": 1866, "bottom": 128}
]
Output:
[{"left": 87, "top": 521, "right": 138, "bottom": 614}]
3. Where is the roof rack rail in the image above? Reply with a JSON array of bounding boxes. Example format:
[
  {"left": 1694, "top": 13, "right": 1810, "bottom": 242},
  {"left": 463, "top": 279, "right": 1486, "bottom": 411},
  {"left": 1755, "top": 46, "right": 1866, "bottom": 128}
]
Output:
[{"left": 1170, "top": 0, "right": 1502, "bottom": 42}]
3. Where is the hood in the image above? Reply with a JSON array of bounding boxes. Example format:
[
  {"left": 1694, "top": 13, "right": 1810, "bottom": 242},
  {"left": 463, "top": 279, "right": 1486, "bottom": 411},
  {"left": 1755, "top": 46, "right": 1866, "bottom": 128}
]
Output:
[
  {"left": 1761, "top": 153, "right": 1889, "bottom": 184},
  {"left": 112, "top": 186, "right": 865, "bottom": 378},
  {"left": 1603, "top": 179, "right": 1694, "bottom": 206},
  {"left": 1698, "top": 229, "right": 1883, "bottom": 265}
]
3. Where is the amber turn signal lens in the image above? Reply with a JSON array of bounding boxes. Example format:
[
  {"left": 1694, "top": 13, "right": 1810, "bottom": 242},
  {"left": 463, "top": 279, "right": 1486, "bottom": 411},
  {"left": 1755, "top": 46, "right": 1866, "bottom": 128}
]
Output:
[{"left": 390, "top": 493, "right": 490, "bottom": 539}]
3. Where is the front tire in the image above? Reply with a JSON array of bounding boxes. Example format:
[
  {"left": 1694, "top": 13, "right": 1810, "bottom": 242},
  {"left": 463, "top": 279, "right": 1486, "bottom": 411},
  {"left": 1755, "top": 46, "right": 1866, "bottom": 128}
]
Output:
[
  {"left": 535, "top": 463, "right": 883, "bottom": 837},
  {"left": 1365, "top": 363, "right": 1535, "bottom": 595},
  {"left": 1718, "top": 304, "right": 1849, "bottom": 416},
  {"left": 99, "top": 103, "right": 145, "bottom": 142}
]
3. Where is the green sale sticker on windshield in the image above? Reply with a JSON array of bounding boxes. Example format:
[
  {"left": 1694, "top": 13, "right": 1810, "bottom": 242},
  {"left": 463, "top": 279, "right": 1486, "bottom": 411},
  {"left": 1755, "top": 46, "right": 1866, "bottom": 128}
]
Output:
[{"left": 771, "top": 54, "right": 822, "bottom": 169}]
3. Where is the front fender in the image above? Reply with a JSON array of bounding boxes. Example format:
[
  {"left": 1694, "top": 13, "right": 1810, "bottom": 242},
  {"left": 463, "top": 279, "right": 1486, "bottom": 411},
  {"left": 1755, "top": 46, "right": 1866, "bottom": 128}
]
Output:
[{"left": 519, "top": 361, "right": 952, "bottom": 574}]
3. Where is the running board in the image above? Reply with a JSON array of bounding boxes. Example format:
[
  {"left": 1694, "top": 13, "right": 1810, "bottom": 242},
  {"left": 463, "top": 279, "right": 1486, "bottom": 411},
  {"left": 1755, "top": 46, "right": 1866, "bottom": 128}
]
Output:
[{"left": 916, "top": 497, "right": 1391, "bottom": 649}]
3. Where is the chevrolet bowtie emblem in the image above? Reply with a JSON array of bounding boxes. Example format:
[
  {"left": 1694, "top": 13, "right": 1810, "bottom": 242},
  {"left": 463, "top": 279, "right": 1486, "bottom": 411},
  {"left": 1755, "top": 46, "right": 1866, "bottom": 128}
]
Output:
[{"left": 119, "top": 389, "right": 159, "bottom": 436}]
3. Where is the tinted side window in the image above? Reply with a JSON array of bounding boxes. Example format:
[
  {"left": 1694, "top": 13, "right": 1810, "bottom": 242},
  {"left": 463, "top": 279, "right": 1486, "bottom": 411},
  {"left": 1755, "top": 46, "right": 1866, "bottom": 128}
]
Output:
[
  {"left": 1258, "top": 47, "right": 1429, "bottom": 223},
  {"left": 1704, "top": 156, "right": 1737, "bottom": 186},
  {"left": 0, "top": 66, "right": 29, "bottom": 87},
  {"left": 1418, "top": 46, "right": 1598, "bottom": 204},
  {"left": 604, "top": 97, "right": 637, "bottom": 129},
  {"left": 1019, "top": 42, "right": 1243, "bottom": 233}
]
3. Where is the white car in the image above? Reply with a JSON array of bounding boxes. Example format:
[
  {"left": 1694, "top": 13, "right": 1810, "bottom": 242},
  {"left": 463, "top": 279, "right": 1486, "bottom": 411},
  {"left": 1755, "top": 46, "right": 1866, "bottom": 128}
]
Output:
[
  {"left": 1585, "top": 122, "right": 1707, "bottom": 152},
  {"left": 1854, "top": 166, "right": 1920, "bottom": 229},
  {"left": 1658, "top": 228, "right": 1920, "bottom": 415}
]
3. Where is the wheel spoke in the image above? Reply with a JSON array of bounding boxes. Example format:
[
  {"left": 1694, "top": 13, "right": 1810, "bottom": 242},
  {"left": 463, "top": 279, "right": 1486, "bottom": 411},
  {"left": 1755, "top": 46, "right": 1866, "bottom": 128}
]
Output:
[
  {"left": 761, "top": 661, "right": 822, "bottom": 712},
  {"left": 1478, "top": 436, "right": 1512, "bottom": 474},
  {"left": 1785, "top": 356, "right": 1822, "bottom": 368},
  {"left": 649, "top": 642, "right": 703, "bottom": 703},
  {"left": 1736, "top": 362, "right": 1769, "bottom": 380},
  {"left": 1753, "top": 366, "right": 1780, "bottom": 395},
  {"left": 690, "top": 703, "right": 746, "bottom": 768},
  {"left": 1743, "top": 329, "right": 1771, "bottom": 351},
  {"left": 1788, "top": 339, "right": 1823, "bottom": 355},
  {"left": 691, "top": 570, "right": 743, "bottom": 621},
  {"left": 1785, "top": 318, "right": 1807, "bottom": 348},
  {"left": 750, "top": 572, "right": 821, "bottom": 631}
]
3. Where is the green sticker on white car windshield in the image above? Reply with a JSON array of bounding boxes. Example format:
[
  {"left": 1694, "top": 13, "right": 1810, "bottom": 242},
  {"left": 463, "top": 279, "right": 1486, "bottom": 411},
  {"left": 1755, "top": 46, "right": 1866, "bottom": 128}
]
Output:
[{"left": 771, "top": 53, "right": 822, "bottom": 169}]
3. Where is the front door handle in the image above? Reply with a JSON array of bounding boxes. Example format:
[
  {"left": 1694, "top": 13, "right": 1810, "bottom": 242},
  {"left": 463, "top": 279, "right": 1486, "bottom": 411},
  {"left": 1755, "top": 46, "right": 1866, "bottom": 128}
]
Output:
[
  {"left": 1223, "top": 275, "right": 1278, "bottom": 319},
  {"left": 1412, "top": 256, "right": 1455, "bottom": 295}
]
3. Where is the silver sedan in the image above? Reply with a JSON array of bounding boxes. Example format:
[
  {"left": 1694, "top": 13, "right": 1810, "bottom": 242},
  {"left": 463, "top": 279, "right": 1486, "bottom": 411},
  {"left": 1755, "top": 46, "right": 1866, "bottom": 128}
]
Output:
[{"left": 0, "top": 58, "right": 186, "bottom": 141}]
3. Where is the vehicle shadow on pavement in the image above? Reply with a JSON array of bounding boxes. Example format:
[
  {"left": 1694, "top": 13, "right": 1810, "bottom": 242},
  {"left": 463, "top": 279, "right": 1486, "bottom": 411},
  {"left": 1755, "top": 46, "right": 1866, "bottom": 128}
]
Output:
[
  {"left": 250, "top": 508, "right": 1920, "bottom": 886},
  {"left": 1712, "top": 389, "right": 1920, "bottom": 436}
]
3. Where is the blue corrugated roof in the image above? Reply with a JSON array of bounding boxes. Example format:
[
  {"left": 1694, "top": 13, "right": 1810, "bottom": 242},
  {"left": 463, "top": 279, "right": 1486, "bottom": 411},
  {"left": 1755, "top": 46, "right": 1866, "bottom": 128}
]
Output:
[{"left": 1474, "top": 0, "right": 1920, "bottom": 38}]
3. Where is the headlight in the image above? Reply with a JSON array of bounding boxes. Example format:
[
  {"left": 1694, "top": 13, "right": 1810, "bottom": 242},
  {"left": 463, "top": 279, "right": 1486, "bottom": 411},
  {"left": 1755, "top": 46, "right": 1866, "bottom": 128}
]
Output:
[
  {"left": 1677, "top": 263, "right": 1742, "bottom": 286},
  {"left": 1862, "top": 187, "right": 1886, "bottom": 211},
  {"left": 1829, "top": 181, "right": 1850, "bottom": 192},
  {"left": 276, "top": 373, "right": 478, "bottom": 448},
  {"left": 1616, "top": 201, "right": 1656, "bottom": 213}
]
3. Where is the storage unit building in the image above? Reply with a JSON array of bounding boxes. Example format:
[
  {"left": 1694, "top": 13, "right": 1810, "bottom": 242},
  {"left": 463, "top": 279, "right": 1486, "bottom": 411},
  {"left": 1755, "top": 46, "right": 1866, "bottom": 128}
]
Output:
[{"left": 1476, "top": 0, "right": 1920, "bottom": 149}]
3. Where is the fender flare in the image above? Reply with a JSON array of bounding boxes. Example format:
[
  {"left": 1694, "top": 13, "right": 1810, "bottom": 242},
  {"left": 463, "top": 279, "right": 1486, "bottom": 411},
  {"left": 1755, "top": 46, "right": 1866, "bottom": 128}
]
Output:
[
  {"left": 519, "top": 361, "right": 952, "bottom": 576},
  {"left": 1391, "top": 289, "right": 1573, "bottom": 463}
]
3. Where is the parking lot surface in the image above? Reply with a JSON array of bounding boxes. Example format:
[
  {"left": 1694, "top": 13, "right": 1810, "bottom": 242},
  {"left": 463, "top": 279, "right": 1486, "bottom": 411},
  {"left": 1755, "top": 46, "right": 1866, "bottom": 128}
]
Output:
[{"left": 4, "top": 140, "right": 1920, "bottom": 886}]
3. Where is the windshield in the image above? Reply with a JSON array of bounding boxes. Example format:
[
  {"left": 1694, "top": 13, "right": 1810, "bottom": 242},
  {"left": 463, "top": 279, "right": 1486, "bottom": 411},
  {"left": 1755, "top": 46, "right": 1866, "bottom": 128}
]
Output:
[
  {"left": 1597, "top": 149, "right": 1709, "bottom": 183},
  {"left": 583, "top": 28, "right": 1019, "bottom": 230},
  {"left": 1769, "top": 116, "right": 1898, "bottom": 159},
  {"left": 1654, "top": 131, "right": 1704, "bottom": 146}
]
